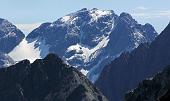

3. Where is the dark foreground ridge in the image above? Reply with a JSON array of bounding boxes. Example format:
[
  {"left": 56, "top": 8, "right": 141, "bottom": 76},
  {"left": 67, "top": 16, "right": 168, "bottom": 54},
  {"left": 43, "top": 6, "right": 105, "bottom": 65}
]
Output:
[
  {"left": 125, "top": 65, "right": 170, "bottom": 101},
  {"left": 0, "top": 54, "right": 107, "bottom": 101}
]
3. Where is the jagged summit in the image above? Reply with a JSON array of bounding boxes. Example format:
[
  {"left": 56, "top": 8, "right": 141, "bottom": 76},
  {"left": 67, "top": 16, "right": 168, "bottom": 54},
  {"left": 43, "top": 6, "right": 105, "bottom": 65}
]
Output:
[
  {"left": 0, "top": 53, "right": 108, "bottom": 101},
  {"left": 119, "top": 12, "right": 137, "bottom": 24},
  {"left": 119, "top": 12, "right": 134, "bottom": 19},
  {"left": 26, "top": 8, "right": 158, "bottom": 82},
  {"left": 79, "top": 8, "right": 88, "bottom": 11}
]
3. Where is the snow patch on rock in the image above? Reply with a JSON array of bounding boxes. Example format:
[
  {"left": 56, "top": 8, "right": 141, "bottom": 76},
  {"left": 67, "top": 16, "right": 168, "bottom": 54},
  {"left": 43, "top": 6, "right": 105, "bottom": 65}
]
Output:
[
  {"left": 61, "top": 16, "right": 71, "bottom": 22},
  {"left": 132, "top": 31, "right": 146, "bottom": 48},
  {"left": 90, "top": 9, "right": 112, "bottom": 22},
  {"left": 66, "top": 35, "right": 110, "bottom": 63},
  {"left": 80, "top": 68, "right": 89, "bottom": 76},
  {"left": 4, "top": 32, "right": 16, "bottom": 38}
]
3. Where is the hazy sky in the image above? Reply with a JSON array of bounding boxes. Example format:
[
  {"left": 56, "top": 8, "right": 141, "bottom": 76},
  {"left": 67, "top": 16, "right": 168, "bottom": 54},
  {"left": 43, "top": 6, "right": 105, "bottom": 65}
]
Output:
[{"left": 0, "top": 0, "right": 170, "bottom": 33}]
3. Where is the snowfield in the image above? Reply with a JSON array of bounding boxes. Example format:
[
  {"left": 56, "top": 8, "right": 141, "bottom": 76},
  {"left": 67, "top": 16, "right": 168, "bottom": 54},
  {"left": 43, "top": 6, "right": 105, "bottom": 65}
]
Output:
[{"left": 9, "top": 38, "right": 49, "bottom": 63}]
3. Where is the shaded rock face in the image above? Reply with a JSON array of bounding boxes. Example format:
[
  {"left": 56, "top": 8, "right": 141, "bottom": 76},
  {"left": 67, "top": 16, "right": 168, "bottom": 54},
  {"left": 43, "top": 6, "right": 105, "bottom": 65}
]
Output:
[
  {"left": 0, "top": 18, "right": 24, "bottom": 67},
  {"left": 159, "top": 90, "right": 170, "bottom": 101},
  {"left": 125, "top": 65, "right": 170, "bottom": 101},
  {"left": 95, "top": 23, "right": 170, "bottom": 101},
  {"left": 26, "top": 8, "right": 157, "bottom": 81},
  {"left": 0, "top": 18, "right": 25, "bottom": 53},
  {"left": 0, "top": 54, "right": 108, "bottom": 101}
]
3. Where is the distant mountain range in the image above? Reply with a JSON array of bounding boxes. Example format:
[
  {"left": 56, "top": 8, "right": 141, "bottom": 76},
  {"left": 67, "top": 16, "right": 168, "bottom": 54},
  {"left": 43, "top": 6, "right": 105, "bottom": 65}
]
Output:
[
  {"left": 0, "top": 18, "right": 24, "bottom": 67},
  {"left": 25, "top": 8, "right": 158, "bottom": 82},
  {"left": 0, "top": 54, "right": 107, "bottom": 101},
  {"left": 95, "top": 23, "right": 170, "bottom": 101}
]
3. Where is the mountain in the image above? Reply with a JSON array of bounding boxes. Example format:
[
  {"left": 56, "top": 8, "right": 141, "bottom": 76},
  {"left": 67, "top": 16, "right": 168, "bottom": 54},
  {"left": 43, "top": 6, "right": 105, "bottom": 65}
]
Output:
[
  {"left": 125, "top": 65, "right": 170, "bottom": 101},
  {"left": 0, "top": 52, "right": 14, "bottom": 67},
  {"left": 95, "top": 23, "right": 170, "bottom": 101},
  {"left": 0, "top": 54, "right": 108, "bottom": 101},
  {"left": 0, "top": 18, "right": 25, "bottom": 53},
  {"left": 0, "top": 18, "right": 24, "bottom": 67},
  {"left": 26, "top": 8, "right": 158, "bottom": 82}
]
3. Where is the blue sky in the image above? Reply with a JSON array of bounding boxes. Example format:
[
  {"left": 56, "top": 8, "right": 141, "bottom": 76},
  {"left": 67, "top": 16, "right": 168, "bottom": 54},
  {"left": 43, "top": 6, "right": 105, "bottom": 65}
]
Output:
[{"left": 0, "top": 0, "right": 170, "bottom": 33}]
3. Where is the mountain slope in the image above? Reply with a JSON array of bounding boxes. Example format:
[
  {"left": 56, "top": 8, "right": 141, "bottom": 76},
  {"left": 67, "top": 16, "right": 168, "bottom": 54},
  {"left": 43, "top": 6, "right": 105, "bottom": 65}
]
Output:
[
  {"left": 0, "top": 18, "right": 25, "bottom": 53},
  {"left": 0, "top": 54, "right": 107, "bottom": 101},
  {"left": 0, "top": 52, "right": 14, "bottom": 67},
  {"left": 0, "top": 18, "right": 24, "bottom": 67},
  {"left": 125, "top": 65, "right": 170, "bottom": 101},
  {"left": 26, "top": 8, "right": 158, "bottom": 82},
  {"left": 96, "top": 23, "right": 170, "bottom": 101}
]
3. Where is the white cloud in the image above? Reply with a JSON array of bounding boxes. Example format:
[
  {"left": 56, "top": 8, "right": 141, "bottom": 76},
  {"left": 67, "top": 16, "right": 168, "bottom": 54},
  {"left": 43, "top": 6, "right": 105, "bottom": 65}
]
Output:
[
  {"left": 158, "top": 10, "right": 170, "bottom": 17},
  {"left": 15, "top": 23, "right": 41, "bottom": 35},
  {"left": 132, "top": 7, "right": 170, "bottom": 19},
  {"left": 132, "top": 12, "right": 170, "bottom": 19},
  {"left": 131, "top": 13, "right": 152, "bottom": 19},
  {"left": 135, "top": 6, "right": 149, "bottom": 11}
]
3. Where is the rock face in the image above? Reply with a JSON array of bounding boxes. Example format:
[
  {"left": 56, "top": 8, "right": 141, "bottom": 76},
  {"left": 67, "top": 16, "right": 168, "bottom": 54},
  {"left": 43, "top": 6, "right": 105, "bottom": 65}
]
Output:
[
  {"left": 0, "top": 18, "right": 24, "bottom": 67},
  {"left": 0, "top": 52, "right": 14, "bottom": 67},
  {"left": 0, "top": 54, "right": 108, "bottom": 101},
  {"left": 125, "top": 65, "right": 170, "bottom": 101},
  {"left": 159, "top": 90, "right": 170, "bottom": 101},
  {"left": 0, "top": 18, "right": 25, "bottom": 53},
  {"left": 95, "top": 23, "right": 170, "bottom": 101},
  {"left": 26, "top": 8, "right": 157, "bottom": 81}
]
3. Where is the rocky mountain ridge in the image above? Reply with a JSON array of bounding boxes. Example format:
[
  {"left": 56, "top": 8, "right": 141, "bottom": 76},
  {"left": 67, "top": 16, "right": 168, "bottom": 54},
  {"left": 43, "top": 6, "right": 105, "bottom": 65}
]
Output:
[
  {"left": 96, "top": 23, "right": 170, "bottom": 101},
  {"left": 0, "top": 18, "right": 24, "bottom": 67},
  {"left": 0, "top": 54, "right": 108, "bottom": 101},
  {"left": 26, "top": 8, "right": 158, "bottom": 82}
]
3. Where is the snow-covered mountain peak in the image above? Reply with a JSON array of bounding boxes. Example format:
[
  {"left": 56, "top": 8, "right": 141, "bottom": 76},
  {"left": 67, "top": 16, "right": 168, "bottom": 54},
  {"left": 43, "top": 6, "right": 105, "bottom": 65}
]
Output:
[
  {"left": 89, "top": 9, "right": 114, "bottom": 22},
  {"left": 0, "top": 18, "right": 17, "bottom": 33},
  {"left": 90, "top": 8, "right": 113, "bottom": 15},
  {"left": 26, "top": 8, "right": 158, "bottom": 82},
  {"left": 52, "top": 8, "right": 116, "bottom": 27}
]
